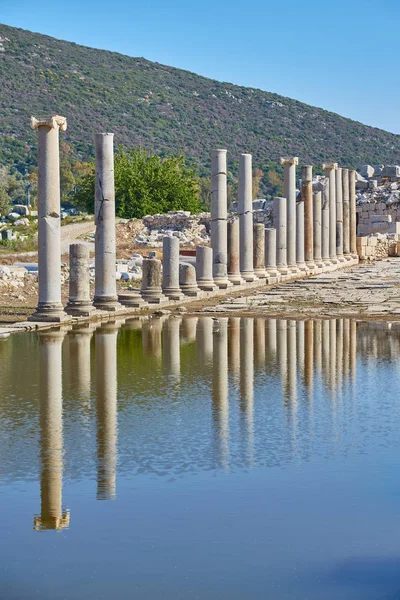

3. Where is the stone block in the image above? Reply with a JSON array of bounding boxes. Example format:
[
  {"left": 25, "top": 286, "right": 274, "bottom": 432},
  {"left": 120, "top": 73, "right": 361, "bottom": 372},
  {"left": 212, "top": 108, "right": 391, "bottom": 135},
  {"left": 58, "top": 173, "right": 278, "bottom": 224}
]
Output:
[
  {"left": 367, "top": 237, "right": 378, "bottom": 247},
  {"left": 383, "top": 165, "right": 400, "bottom": 177},
  {"left": 360, "top": 165, "right": 375, "bottom": 178},
  {"left": 370, "top": 215, "right": 391, "bottom": 222}
]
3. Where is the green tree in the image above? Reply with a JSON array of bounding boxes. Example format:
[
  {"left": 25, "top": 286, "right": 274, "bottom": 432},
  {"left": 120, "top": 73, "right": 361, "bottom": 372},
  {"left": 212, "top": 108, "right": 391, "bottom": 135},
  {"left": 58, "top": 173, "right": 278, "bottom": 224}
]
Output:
[
  {"left": 74, "top": 148, "right": 202, "bottom": 218},
  {"left": 266, "top": 170, "right": 283, "bottom": 197}
]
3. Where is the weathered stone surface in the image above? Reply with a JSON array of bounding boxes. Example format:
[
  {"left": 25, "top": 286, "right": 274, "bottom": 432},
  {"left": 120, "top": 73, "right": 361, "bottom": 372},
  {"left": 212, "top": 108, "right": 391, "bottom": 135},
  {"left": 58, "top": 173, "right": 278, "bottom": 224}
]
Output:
[
  {"left": 66, "top": 243, "right": 95, "bottom": 316},
  {"left": 196, "top": 245, "right": 217, "bottom": 291},
  {"left": 162, "top": 235, "right": 183, "bottom": 300},
  {"left": 253, "top": 223, "right": 266, "bottom": 278},
  {"left": 141, "top": 257, "right": 166, "bottom": 303},
  {"left": 179, "top": 262, "right": 201, "bottom": 296}
]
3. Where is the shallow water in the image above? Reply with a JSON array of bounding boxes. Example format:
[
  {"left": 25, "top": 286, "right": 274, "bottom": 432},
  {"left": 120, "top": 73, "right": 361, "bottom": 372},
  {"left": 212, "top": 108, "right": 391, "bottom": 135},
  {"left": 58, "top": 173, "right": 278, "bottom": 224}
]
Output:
[{"left": 1, "top": 316, "right": 400, "bottom": 599}]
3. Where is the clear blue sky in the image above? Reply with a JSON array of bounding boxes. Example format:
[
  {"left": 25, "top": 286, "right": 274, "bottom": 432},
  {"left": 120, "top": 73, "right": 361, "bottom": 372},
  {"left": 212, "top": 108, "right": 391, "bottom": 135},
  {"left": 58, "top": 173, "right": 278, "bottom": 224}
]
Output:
[{"left": 2, "top": 0, "right": 400, "bottom": 134}]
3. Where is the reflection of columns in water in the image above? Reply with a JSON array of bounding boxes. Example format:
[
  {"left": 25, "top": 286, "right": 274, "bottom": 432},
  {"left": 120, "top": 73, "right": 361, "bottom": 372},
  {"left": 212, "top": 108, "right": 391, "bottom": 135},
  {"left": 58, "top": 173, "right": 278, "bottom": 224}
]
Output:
[
  {"left": 142, "top": 318, "right": 163, "bottom": 358},
  {"left": 212, "top": 318, "right": 229, "bottom": 469},
  {"left": 336, "top": 319, "right": 344, "bottom": 392},
  {"left": 343, "top": 319, "right": 350, "bottom": 383},
  {"left": 68, "top": 324, "right": 94, "bottom": 404},
  {"left": 180, "top": 317, "right": 198, "bottom": 343},
  {"left": 162, "top": 318, "right": 181, "bottom": 378},
  {"left": 196, "top": 317, "right": 213, "bottom": 367},
  {"left": 321, "top": 319, "right": 330, "bottom": 387},
  {"left": 228, "top": 317, "right": 241, "bottom": 381},
  {"left": 254, "top": 318, "right": 266, "bottom": 368},
  {"left": 95, "top": 325, "right": 118, "bottom": 500},
  {"left": 286, "top": 320, "right": 298, "bottom": 403},
  {"left": 296, "top": 320, "right": 305, "bottom": 376},
  {"left": 349, "top": 321, "right": 357, "bottom": 380},
  {"left": 240, "top": 319, "right": 254, "bottom": 465},
  {"left": 277, "top": 319, "right": 288, "bottom": 385},
  {"left": 329, "top": 320, "right": 337, "bottom": 392},
  {"left": 34, "top": 330, "right": 70, "bottom": 531},
  {"left": 313, "top": 319, "right": 322, "bottom": 379},
  {"left": 265, "top": 319, "right": 277, "bottom": 363},
  {"left": 304, "top": 320, "right": 314, "bottom": 393}
]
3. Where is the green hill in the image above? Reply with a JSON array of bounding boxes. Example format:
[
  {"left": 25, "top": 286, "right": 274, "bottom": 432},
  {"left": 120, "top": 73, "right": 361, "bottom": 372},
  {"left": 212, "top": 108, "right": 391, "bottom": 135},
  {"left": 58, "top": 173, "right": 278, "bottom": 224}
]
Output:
[{"left": 0, "top": 22, "right": 399, "bottom": 179}]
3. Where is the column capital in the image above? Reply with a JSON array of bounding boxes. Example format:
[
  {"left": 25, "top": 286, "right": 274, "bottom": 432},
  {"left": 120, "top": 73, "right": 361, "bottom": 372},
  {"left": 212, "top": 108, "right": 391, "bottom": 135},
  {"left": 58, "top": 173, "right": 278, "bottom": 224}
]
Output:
[
  {"left": 30, "top": 115, "right": 67, "bottom": 131},
  {"left": 280, "top": 156, "right": 299, "bottom": 166},
  {"left": 322, "top": 162, "right": 338, "bottom": 171}
]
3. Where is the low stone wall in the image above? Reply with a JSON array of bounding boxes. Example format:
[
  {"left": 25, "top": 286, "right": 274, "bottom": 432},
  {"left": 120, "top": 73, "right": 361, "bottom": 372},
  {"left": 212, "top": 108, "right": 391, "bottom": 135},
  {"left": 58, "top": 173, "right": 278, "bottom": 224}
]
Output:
[
  {"left": 356, "top": 235, "right": 400, "bottom": 261},
  {"left": 356, "top": 202, "right": 400, "bottom": 235}
]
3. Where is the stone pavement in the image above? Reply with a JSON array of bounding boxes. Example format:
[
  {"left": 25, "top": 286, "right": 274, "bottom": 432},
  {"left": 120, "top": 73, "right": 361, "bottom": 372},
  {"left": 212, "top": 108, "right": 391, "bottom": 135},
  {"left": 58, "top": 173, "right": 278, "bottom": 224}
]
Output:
[{"left": 199, "top": 258, "right": 400, "bottom": 319}]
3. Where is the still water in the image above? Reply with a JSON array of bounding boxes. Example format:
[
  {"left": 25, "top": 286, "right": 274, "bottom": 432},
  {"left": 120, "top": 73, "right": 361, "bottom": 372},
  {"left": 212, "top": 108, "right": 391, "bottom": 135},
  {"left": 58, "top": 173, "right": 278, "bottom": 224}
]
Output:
[{"left": 1, "top": 316, "right": 400, "bottom": 599}]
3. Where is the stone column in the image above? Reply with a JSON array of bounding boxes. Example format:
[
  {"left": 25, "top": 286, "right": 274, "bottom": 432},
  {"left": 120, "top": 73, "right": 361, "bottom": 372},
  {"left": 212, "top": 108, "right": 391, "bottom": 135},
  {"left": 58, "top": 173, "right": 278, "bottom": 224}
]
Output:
[
  {"left": 349, "top": 170, "right": 358, "bottom": 259},
  {"left": 274, "top": 197, "right": 288, "bottom": 275},
  {"left": 342, "top": 169, "right": 351, "bottom": 260},
  {"left": 281, "top": 156, "right": 299, "bottom": 273},
  {"left": 95, "top": 324, "right": 118, "bottom": 500},
  {"left": 196, "top": 245, "right": 217, "bottom": 291},
  {"left": 313, "top": 191, "right": 324, "bottom": 268},
  {"left": 336, "top": 167, "right": 345, "bottom": 262},
  {"left": 227, "top": 217, "right": 242, "bottom": 285},
  {"left": 253, "top": 223, "right": 266, "bottom": 278},
  {"left": 321, "top": 179, "right": 331, "bottom": 267},
  {"left": 302, "top": 165, "right": 315, "bottom": 270},
  {"left": 34, "top": 331, "right": 69, "bottom": 531},
  {"left": 179, "top": 262, "right": 200, "bottom": 296},
  {"left": 265, "top": 228, "right": 279, "bottom": 277},
  {"left": 238, "top": 153, "right": 255, "bottom": 281},
  {"left": 141, "top": 258, "right": 166, "bottom": 303},
  {"left": 211, "top": 149, "right": 229, "bottom": 288},
  {"left": 29, "top": 115, "right": 69, "bottom": 323},
  {"left": 93, "top": 133, "right": 121, "bottom": 311},
  {"left": 323, "top": 162, "right": 338, "bottom": 265},
  {"left": 162, "top": 236, "right": 183, "bottom": 300},
  {"left": 66, "top": 243, "right": 95, "bottom": 316},
  {"left": 296, "top": 199, "right": 307, "bottom": 271}
]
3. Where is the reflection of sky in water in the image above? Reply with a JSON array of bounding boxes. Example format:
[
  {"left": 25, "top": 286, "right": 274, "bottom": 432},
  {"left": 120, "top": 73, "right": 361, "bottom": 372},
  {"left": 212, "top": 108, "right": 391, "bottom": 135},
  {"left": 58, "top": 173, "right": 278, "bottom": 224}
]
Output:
[{"left": 1, "top": 318, "right": 400, "bottom": 599}]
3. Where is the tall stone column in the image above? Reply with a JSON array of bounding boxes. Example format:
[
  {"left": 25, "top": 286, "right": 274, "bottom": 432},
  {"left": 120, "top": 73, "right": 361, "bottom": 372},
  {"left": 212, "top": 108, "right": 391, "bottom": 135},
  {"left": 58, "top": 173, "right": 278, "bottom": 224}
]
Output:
[
  {"left": 302, "top": 165, "right": 315, "bottom": 270},
  {"left": 162, "top": 236, "right": 183, "bottom": 300},
  {"left": 211, "top": 149, "right": 229, "bottom": 288},
  {"left": 93, "top": 133, "right": 121, "bottom": 311},
  {"left": 349, "top": 170, "right": 358, "bottom": 259},
  {"left": 196, "top": 245, "right": 217, "bottom": 291},
  {"left": 336, "top": 167, "right": 345, "bottom": 262},
  {"left": 313, "top": 191, "right": 323, "bottom": 268},
  {"left": 29, "top": 115, "right": 69, "bottom": 323},
  {"left": 342, "top": 168, "right": 351, "bottom": 260},
  {"left": 321, "top": 178, "right": 331, "bottom": 267},
  {"left": 296, "top": 199, "right": 307, "bottom": 272},
  {"left": 34, "top": 331, "right": 69, "bottom": 530},
  {"left": 265, "top": 228, "right": 279, "bottom": 277},
  {"left": 323, "top": 162, "right": 338, "bottom": 265},
  {"left": 281, "top": 156, "right": 299, "bottom": 273},
  {"left": 227, "top": 217, "right": 242, "bottom": 285},
  {"left": 253, "top": 223, "right": 266, "bottom": 278},
  {"left": 66, "top": 243, "right": 95, "bottom": 316},
  {"left": 239, "top": 153, "right": 255, "bottom": 281},
  {"left": 273, "top": 197, "right": 288, "bottom": 275}
]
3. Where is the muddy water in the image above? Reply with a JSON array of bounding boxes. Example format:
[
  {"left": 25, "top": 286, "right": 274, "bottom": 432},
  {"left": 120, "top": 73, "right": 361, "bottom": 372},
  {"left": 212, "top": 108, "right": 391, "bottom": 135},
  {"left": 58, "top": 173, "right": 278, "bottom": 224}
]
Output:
[{"left": 1, "top": 317, "right": 400, "bottom": 599}]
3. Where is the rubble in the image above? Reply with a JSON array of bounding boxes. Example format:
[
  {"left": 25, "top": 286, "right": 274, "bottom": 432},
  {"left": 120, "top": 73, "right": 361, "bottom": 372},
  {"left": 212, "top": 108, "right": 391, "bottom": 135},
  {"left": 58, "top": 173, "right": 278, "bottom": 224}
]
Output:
[{"left": 134, "top": 211, "right": 210, "bottom": 247}]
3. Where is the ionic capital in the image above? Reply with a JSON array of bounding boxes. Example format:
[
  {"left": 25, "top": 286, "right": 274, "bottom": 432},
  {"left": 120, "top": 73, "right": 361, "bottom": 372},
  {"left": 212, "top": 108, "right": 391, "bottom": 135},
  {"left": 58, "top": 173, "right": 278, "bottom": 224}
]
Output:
[
  {"left": 30, "top": 115, "right": 67, "bottom": 131},
  {"left": 322, "top": 162, "right": 338, "bottom": 171},
  {"left": 280, "top": 156, "right": 299, "bottom": 166}
]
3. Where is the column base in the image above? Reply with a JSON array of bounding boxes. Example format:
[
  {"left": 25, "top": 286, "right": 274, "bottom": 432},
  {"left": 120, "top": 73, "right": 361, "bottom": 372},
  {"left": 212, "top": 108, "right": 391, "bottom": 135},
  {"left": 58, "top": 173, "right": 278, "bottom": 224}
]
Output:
[
  {"left": 162, "top": 287, "right": 185, "bottom": 301},
  {"left": 240, "top": 271, "right": 256, "bottom": 282},
  {"left": 65, "top": 301, "right": 98, "bottom": 317},
  {"left": 28, "top": 303, "right": 71, "bottom": 323},
  {"left": 344, "top": 254, "right": 352, "bottom": 261},
  {"left": 213, "top": 277, "right": 232, "bottom": 289},
  {"left": 141, "top": 290, "right": 167, "bottom": 304},
  {"left": 337, "top": 255, "right": 346, "bottom": 263},
  {"left": 266, "top": 268, "right": 279, "bottom": 278},
  {"left": 197, "top": 281, "right": 218, "bottom": 292},
  {"left": 228, "top": 274, "right": 244, "bottom": 285},
  {"left": 118, "top": 293, "right": 148, "bottom": 308},
  {"left": 288, "top": 265, "right": 299, "bottom": 275},
  {"left": 277, "top": 265, "right": 289, "bottom": 276},
  {"left": 296, "top": 263, "right": 308, "bottom": 272},
  {"left": 181, "top": 286, "right": 201, "bottom": 297},
  {"left": 254, "top": 269, "right": 267, "bottom": 279},
  {"left": 330, "top": 257, "right": 339, "bottom": 265},
  {"left": 93, "top": 295, "right": 122, "bottom": 312}
]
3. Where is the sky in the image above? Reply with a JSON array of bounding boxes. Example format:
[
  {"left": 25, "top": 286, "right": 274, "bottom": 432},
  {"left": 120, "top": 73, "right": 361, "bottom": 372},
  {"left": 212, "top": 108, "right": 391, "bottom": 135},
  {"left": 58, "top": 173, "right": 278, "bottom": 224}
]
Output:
[{"left": 1, "top": 0, "right": 400, "bottom": 135}]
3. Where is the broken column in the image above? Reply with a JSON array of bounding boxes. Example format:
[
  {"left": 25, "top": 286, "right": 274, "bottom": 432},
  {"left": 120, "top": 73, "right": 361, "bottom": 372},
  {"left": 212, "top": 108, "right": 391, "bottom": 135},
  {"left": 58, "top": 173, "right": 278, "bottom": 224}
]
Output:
[
  {"left": 321, "top": 178, "right": 331, "bottom": 267},
  {"left": 281, "top": 156, "right": 299, "bottom": 273},
  {"left": 141, "top": 257, "right": 166, "bottom": 303},
  {"left": 239, "top": 153, "right": 255, "bottom": 281},
  {"left": 179, "top": 262, "right": 200, "bottom": 296},
  {"left": 162, "top": 236, "right": 183, "bottom": 300},
  {"left": 93, "top": 133, "right": 121, "bottom": 311},
  {"left": 196, "top": 245, "right": 217, "bottom": 291},
  {"left": 296, "top": 199, "right": 307, "bottom": 272},
  {"left": 335, "top": 167, "right": 345, "bottom": 262},
  {"left": 29, "top": 115, "right": 69, "bottom": 322},
  {"left": 211, "top": 149, "right": 229, "bottom": 288},
  {"left": 227, "top": 216, "right": 242, "bottom": 285},
  {"left": 349, "top": 169, "right": 358, "bottom": 260},
  {"left": 253, "top": 223, "right": 266, "bottom": 278},
  {"left": 274, "top": 196, "right": 288, "bottom": 275},
  {"left": 313, "top": 191, "right": 324, "bottom": 269},
  {"left": 302, "top": 165, "right": 315, "bottom": 271},
  {"left": 265, "top": 227, "right": 279, "bottom": 277},
  {"left": 342, "top": 168, "right": 351, "bottom": 260},
  {"left": 66, "top": 243, "right": 95, "bottom": 316},
  {"left": 323, "top": 162, "right": 338, "bottom": 265}
]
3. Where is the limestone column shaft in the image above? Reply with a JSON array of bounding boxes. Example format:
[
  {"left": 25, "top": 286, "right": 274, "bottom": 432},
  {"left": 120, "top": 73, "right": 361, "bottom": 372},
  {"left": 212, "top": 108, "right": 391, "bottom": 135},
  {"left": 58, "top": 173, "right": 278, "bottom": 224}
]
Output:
[
  {"left": 227, "top": 217, "right": 242, "bottom": 285},
  {"left": 273, "top": 197, "right": 288, "bottom": 275},
  {"left": 239, "top": 153, "right": 255, "bottom": 281},
  {"left": 336, "top": 167, "right": 344, "bottom": 261},
  {"left": 211, "top": 149, "right": 229, "bottom": 287},
  {"left": 321, "top": 179, "right": 330, "bottom": 265},
  {"left": 323, "top": 163, "right": 338, "bottom": 264},
  {"left": 196, "top": 245, "right": 217, "bottom": 291},
  {"left": 141, "top": 258, "right": 166, "bottom": 303},
  {"left": 265, "top": 228, "right": 278, "bottom": 277},
  {"left": 253, "top": 223, "right": 266, "bottom": 278},
  {"left": 342, "top": 169, "right": 351, "bottom": 259},
  {"left": 66, "top": 243, "right": 95, "bottom": 316},
  {"left": 349, "top": 170, "right": 357, "bottom": 258},
  {"left": 313, "top": 192, "right": 323, "bottom": 268},
  {"left": 179, "top": 262, "right": 200, "bottom": 296},
  {"left": 296, "top": 200, "right": 307, "bottom": 271},
  {"left": 29, "top": 115, "right": 69, "bottom": 322},
  {"left": 162, "top": 236, "right": 183, "bottom": 300},
  {"left": 302, "top": 165, "right": 315, "bottom": 268},
  {"left": 94, "top": 133, "right": 121, "bottom": 310},
  {"left": 281, "top": 157, "right": 299, "bottom": 272}
]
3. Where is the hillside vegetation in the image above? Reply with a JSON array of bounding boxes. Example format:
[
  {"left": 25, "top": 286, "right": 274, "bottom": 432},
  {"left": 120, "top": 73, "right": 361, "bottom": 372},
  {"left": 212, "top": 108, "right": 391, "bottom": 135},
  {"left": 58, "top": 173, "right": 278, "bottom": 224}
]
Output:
[{"left": 0, "top": 23, "right": 399, "bottom": 184}]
